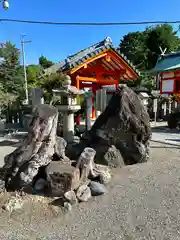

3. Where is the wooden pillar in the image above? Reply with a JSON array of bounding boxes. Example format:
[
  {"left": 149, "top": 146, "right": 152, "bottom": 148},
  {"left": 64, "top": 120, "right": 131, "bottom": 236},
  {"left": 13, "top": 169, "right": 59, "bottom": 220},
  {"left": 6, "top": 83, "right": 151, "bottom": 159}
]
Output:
[
  {"left": 160, "top": 77, "right": 162, "bottom": 95},
  {"left": 91, "top": 83, "right": 96, "bottom": 120},
  {"left": 76, "top": 75, "right": 80, "bottom": 89},
  {"left": 115, "top": 81, "right": 119, "bottom": 89}
]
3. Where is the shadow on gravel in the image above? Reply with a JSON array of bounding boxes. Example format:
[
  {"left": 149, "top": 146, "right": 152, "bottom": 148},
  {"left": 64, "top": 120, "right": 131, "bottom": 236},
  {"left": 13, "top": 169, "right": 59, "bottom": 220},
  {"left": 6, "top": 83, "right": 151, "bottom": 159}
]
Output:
[{"left": 50, "top": 198, "right": 64, "bottom": 207}]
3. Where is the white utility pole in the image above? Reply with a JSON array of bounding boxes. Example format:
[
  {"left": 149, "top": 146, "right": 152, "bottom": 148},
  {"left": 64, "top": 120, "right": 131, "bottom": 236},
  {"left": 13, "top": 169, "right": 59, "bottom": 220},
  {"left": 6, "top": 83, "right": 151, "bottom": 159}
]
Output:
[{"left": 21, "top": 35, "right": 31, "bottom": 104}]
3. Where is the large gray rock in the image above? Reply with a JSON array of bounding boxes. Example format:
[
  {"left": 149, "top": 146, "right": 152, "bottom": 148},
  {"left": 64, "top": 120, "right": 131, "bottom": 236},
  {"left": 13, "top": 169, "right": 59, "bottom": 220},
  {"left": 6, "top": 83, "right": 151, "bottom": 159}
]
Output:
[
  {"left": 88, "top": 181, "right": 106, "bottom": 196},
  {"left": 79, "top": 86, "right": 151, "bottom": 165},
  {"left": 94, "top": 144, "right": 125, "bottom": 167}
]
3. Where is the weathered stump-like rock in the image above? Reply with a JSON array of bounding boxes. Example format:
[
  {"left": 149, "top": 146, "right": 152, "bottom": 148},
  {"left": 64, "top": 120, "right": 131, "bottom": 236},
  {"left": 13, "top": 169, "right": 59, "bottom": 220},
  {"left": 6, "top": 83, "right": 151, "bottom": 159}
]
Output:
[
  {"left": 2, "top": 104, "right": 65, "bottom": 190},
  {"left": 46, "top": 162, "right": 80, "bottom": 197},
  {"left": 79, "top": 86, "right": 151, "bottom": 165}
]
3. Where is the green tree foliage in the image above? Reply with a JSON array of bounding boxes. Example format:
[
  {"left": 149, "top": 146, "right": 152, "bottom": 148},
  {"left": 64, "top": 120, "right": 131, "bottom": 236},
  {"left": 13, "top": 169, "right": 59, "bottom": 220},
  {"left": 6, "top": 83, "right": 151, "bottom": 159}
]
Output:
[
  {"left": 38, "top": 73, "right": 66, "bottom": 103},
  {"left": 0, "top": 41, "right": 25, "bottom": 121},
  {"left": 0, "top": 42, "right": 24, "bottom": 94},
  {"left": 26, "top": 56, "right": 57, "bottom": 102},
  {"left": 120, "top": 24, "right": 180, "bottom": 70},
  {"left": 39, "top": 55, "right": 54, "bottom": 69},
  {"left": 0, "top": 41, "right": 24, "bottom": 105},
  {"left": 146, "top": 24, "right": 180, "bottom": 69},
  {"left": 27, "top": 55, "right": 54, "bottom": 89},
  {"left": 119, "top": 24, "right": 180, "bottom": 90},
  {"left": 119, "top": 30, "right": 150, "bottom": 70},
  {"left": 27, "top": 64, "right": 41, "bottom": 87}
]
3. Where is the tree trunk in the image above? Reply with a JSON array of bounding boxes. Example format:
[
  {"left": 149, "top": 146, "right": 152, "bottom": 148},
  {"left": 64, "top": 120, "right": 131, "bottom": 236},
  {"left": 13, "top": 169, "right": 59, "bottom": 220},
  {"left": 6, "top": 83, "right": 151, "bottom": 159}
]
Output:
[{"left": 3, "top": 104, "right": 59, "bottom": 190}]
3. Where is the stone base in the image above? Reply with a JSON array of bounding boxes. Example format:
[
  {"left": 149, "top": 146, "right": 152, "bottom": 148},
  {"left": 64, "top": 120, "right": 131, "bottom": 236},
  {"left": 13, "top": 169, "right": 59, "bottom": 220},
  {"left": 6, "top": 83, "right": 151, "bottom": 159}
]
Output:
[
  {"left": 46, "top": 162, "right": 80, "bottom": 197},
  {"left": 22, "top": 114, "right": 33, "bottom": 131}
]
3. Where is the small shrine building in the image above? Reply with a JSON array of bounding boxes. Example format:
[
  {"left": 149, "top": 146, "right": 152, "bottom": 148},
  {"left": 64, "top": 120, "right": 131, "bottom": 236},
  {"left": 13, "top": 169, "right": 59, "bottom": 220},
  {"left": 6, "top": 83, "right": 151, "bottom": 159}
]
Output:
[
  {"left": 151, "top": 52, "right": 180, "bottom": 97},
  {"left": 45, "top": 37, "right": 139, "bottom": 119}
]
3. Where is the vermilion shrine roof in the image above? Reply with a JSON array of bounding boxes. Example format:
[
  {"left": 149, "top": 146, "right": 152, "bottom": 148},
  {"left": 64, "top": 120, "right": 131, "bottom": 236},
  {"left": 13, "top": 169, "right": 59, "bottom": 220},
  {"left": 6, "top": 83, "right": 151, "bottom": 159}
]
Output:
[{"left": 44, "top": 37, "right": 140, "bottom": 77}]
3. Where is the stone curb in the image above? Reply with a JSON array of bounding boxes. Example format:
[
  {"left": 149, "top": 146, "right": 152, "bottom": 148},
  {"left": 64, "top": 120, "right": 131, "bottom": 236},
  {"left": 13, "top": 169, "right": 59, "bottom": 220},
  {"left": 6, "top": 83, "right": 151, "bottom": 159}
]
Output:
[{"left": 150, "top": 139, "right": 180, "bottom": 147}]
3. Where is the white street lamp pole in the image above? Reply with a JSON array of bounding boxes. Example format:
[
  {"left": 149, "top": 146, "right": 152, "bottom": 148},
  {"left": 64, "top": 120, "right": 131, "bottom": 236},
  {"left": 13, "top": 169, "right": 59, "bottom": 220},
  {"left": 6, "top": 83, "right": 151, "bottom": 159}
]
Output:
[{"left": 21, "top": 35, "right": 31, "bottom": 104}]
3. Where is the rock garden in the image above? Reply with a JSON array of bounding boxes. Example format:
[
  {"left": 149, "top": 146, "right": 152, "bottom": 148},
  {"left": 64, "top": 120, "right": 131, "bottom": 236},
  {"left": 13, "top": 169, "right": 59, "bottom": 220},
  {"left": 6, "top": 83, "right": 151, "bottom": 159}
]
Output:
[{"left": 0, "top": 85, "right": 151, "bottom": 214}]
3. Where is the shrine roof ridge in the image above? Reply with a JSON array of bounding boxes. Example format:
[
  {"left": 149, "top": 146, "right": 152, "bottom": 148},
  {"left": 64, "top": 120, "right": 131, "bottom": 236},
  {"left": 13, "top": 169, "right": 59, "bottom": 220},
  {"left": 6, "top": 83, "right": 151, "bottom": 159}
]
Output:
[
  {"left": 44, "top": 37, "right": 140, "bottom": 76},
  {"left": 151, "top": 51, "right": 180, "bottom": 74},
  {"left": 158, "top": 51, "right": 180, "bottom": 61}
]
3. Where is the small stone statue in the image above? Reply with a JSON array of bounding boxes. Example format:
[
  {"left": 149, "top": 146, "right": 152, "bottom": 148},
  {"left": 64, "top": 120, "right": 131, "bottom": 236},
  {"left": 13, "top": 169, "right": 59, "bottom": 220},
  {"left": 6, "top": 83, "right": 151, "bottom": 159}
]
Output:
[
  {"left": 62, "top": 75, "right": 84, "bottom": 96},
  {"left": 62, "top": 75, "right": 72, "bottom": 89}
]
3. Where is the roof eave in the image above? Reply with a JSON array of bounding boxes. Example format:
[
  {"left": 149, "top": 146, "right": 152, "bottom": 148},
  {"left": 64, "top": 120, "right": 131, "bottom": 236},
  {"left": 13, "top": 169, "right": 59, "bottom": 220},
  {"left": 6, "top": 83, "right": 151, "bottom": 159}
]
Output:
[
  {"left": 111, "top": 47, "right": 140, "bottom": 78},
  {"left": 150, "top": 67, "right": 180, "bottom": 75},
  {"left": 67, "top": 46, "right": 140, "bottom": 78},
  {"left": 42, "top": 38, "right": 140, "bottom": 78}
]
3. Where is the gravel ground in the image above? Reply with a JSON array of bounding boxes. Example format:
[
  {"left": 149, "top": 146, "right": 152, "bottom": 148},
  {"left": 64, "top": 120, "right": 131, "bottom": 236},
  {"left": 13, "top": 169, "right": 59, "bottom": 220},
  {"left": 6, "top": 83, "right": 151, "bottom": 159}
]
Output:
[{"left": 0, "top": 142, "right": 180, "bottom": 239}]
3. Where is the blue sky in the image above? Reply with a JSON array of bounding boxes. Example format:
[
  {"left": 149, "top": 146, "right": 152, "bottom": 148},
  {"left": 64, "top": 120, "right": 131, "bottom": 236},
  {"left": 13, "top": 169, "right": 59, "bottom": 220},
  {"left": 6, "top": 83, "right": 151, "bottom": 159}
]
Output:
[{"left": 0, "top": 0, "right": 180, "bottom": 65}]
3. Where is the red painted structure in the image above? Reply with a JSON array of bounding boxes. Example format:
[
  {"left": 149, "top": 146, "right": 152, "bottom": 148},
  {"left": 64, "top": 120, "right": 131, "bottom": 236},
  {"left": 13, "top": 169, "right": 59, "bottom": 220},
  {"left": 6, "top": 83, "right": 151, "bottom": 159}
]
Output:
[
  {"left": 46, "top": 37, "right": 140, "bottom": 119},
  {"left": 65, "top": 49, "right": 139, "bottom": 118},
  {"left": 151, "top": 52, "right": 180, "bottom": 98},
  {"left": 159, "top": 71, "right": 180, "bottom": 95}
]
